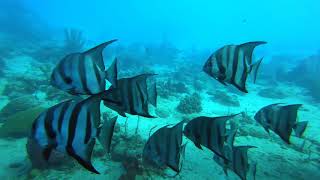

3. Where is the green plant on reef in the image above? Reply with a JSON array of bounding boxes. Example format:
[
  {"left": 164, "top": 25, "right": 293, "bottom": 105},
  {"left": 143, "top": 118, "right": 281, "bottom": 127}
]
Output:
[
  {"left": 0, "top": 106, "right": 46, "bottom": 138},
  {"left": 176, "top": 92, "right": 202, "bottom": 114}
]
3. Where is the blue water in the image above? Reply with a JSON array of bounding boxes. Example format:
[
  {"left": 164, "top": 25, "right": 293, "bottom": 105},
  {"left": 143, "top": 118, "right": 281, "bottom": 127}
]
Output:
[{"left": 0, "top": 0, "right": 319, "bottom": 179}]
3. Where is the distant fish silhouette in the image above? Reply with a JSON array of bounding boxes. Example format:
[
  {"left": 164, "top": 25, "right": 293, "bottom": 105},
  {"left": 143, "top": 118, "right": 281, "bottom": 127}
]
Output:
[
  {"left": 254, "top": 103, "right": 308, "bottom": 144},
  {"left": 29, "top": 93, "right": 117, "bottom": 174},
  {"left": 203, "top": 41, "right": 266, "bottom": 93},
  {"left": 143, "top": 120, "right": 186, "bottom": 173},
  {"left": 213, "top": 127, "right": 257, "bottom": 180},
  {"left": 103, "top": 73, "right": 157, "bottom": 118},
  {"left": 51, "top": 40, "right": 118, "bottom": 95},
  {"left": 214, "top": 145, "right": 257, "bottom": 180},
  {"left": 183, "top": 114, "right": 240, "bottom": 159}
]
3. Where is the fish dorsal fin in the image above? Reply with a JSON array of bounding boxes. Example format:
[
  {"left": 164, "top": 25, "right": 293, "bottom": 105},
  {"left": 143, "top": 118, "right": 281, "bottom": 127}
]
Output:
[
  {"left": 105, "top": 58, "right": 118, "bottom": 88},
  {"left": 238, "top": 41, "right": 267, "bottom": 65},
  {"left": 84, "top": 39, "right": 117, "bottom": 71},
  {"left": 98, "top": 116, "right": 118, "bottom": 153},
  {"left": 66, "top": 139, "right": 99, "bottom": 174}
]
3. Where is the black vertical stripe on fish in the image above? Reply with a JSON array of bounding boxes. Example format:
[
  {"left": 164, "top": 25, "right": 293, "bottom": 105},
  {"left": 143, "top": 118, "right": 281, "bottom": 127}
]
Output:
[
  {"left": 225, "top": 46, "right": 230, "bottom": 71},
  {"left": 57, "top": 60, "right": 70, "bottom": 84},
  {"left": 93, "top": 62, "right": 102, "bottom": 88},
  {"left": 235, "top": 51, "right": 247, "bottom": 91},
  {"left": 78, "top": 55, "right": 90, "bottom": 94},
  {"left": 44, "top": 108, "right": 56, "bottom": 139},
  {"left": 84, "top": 110, "right": 92, "bottom": 144},
  {"left": 66, "top": 101, "right": 84, "bottom": 152},
  {"left": 216, "top": 50, "right": 226, "bottom": 76},
  {"left": 230, "top": 46, "right": 239, "bottom": 86}
]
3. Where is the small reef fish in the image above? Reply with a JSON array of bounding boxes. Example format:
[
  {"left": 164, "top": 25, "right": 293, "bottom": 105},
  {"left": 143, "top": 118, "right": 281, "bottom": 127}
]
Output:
[
  {"left": 213, "top": 127, "right": 257, "bottom": 180},
  {"left": 203, "top": 41, "right": 266, "bottom": 93},
  {"left": 143, "top": 120, "right": 186, "bottom": 173},
  {"left": 51, "top": 40, "right": 118, "bottom": 95},
  {"left": 254, "top": 103, "right": 308, "bottom": 144},
  {"left": 214, "top": 145, "right": 257, "bottom": 180},
  {"left": 183, "top": 114, "right": 240, "bottom": 159},
  {"left": 29, "top": 93, "right": 117, "bottom": 174},
  {"left": 103, "top": 73, "right": 157, "bottom": 118}
]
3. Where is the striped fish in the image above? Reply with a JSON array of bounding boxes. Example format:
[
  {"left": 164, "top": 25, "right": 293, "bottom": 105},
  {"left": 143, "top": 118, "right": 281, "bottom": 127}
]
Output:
[
  {"left": 29, "top": 93, "right": 117, "bottom": 174},
  {"left": 51, "top": 39, "right": 118, "bottom": 95},
  {"left": 203, "top": 41, "right": 266, "bottom": 93},
  {"left": 213, "top": 127, "right": 257, "bottom": 180},
  {"left": 254, "top": 103, "right": 308, "bottom": 144},
  {"left": 214, "top": 145, "right": 257, "bottom": 180},
  {"left": 103, "top": 73, "right": 157, "bottom": 118},
  {"left": 183, "top": 114, "right": 240, "bottom": 159},
  {"left": 143, "top": 120, "right": 187, "bottom": 173}
]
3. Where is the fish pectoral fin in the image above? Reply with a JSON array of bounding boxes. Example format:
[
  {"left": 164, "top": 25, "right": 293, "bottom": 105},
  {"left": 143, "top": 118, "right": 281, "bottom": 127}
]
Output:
[
  {"left": 105, "top": 58, "right": 118, "bottom": 88},
  {"left": 249, "top": 57, "right": 263, "bottom": 84},
  {"left": 98, "top": 116, "right": 118, "bottom": 154},
  {"left": 293, "top": 121, "right": 308, "bottom": 138}
]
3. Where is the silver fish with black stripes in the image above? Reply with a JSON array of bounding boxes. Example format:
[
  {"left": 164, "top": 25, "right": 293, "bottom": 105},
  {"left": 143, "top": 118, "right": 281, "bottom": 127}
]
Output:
[
  {"left": 183, "top": 114, "right": 240, "bottom": 160},
  {"left": 29, "top": 92, "right": 117, "bottom": 174},
  {"left": 103, "top": 73, "right": 157, "bottom": 118},
  {"left": 143, "top": 120, "right": 187, "bottom": 174},
  {"left": 51, "top": 39, "right": 118, "bottom": 95},
  {"left": 203, "top": 41, "right": 266, "bottom": 93},
  {"left": 254, "top": 103, "right": 308, "bottom": 144},
  {"left": 213, "top": 127, "right": 257, "bottom": 180}
]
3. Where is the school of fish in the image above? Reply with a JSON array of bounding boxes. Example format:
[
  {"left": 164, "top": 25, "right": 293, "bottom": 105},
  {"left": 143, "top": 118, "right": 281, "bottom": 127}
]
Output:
[{"left": 27, "top": 40, "right": 309, "bottom": 179}]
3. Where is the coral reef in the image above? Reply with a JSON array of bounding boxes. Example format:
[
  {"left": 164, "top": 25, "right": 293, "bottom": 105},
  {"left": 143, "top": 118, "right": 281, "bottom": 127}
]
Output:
[
  {"left": 176, "top": 93, "right": 202, "bottom": 114},
  {"left": 157, "top": 79, "right": 189, "bottom": 98},
  {"left": 208, "top": 90, "right": 240, "bottom": 107}
]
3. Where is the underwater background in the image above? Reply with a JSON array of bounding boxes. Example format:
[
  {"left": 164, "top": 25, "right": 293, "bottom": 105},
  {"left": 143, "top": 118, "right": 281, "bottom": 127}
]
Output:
[{"left": 0, "top": 0, "right": 319, "bottom": 179}]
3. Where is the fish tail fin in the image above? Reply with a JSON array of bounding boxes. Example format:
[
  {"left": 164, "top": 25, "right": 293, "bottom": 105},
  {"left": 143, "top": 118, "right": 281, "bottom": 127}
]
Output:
[
  {"left": 105, "top": 58, "right": 118, "bottom": 88},
  {"left": 98, "top": 116, "right": 118, "bottom": 154},
  {"left": 293, "top": 121, "right": 308, "bottom": 138},
  {"left": 84, "top": 39, "right": 117, "bottom": 70},
  {"left": 250, "top": 57, "right": 263, "bottom": 83}
]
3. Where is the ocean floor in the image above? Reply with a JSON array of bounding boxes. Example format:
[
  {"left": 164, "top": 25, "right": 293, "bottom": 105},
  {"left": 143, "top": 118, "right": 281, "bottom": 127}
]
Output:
[{"left": 0, "top": 51, "right": 320, "bottom": 180}]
